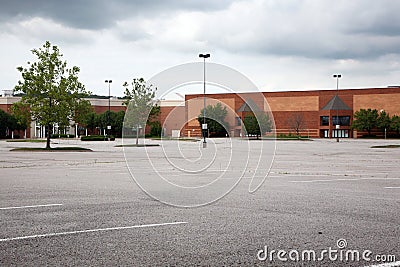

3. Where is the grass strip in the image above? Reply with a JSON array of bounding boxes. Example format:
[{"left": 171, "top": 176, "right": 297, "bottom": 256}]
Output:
[{"left": 10, "top": 147, "right": 92, "bottom": 152}]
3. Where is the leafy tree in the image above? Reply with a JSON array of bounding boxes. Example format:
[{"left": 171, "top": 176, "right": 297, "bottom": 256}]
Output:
[
  {"left": 243, "top": 112, "right": 272, "bottom": 139},
  {"left": 197, "top": 103, "right": 229, "bottom": 137},
  {"left": 391, "top": 115, "right": 400, "bottom": 134},
  {"left": 96, "top": 111, "right": 108, "bottom": 130},
  {"left": 123, "top": 78, "right": 158, "bottom": 144},
  {"left": 83, "top": 112, "right": 99, "bottom": 134},
  {"left": 73, "top": 99, "right": 93, "bottom": 126},
  {"left": 377, "top": 110, "right": 391, "bottom": 134},
  {"left": 14, "top": 41, "right": 89, "bottom": 149},
  {"left": 0, "top": 110, "right": 7, "bottom": 138},
  {"left": 11, "top": 102, "right": 31, "bottom": 131},
  {"left": 0, "top": 110, "right": 14, "bottom": 138},
  {"left": 149, "top": 121, "right": 162, "bottom": 137},
  {"left": 113, "top": 110, "right": 125, "bottom": 137},
  {"left": 352, "top": 108, "right": 378, "bottom": 136},
  {"left": 81, "top": 110, "right": 124, "bottom": 137}
]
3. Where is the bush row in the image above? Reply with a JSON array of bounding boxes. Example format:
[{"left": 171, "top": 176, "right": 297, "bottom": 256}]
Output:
[
  {"left": 81, "top": 135, "right": 115, "bottom": 141},
  {"left": 51, "top": 134, "right": 75, "bottom": 138}
]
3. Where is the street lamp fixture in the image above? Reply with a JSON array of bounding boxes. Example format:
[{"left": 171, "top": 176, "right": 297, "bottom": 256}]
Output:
[
  {"left": 333, "top": 74, "right": 341, "bottom": 142},
  {"left": 199, "top": 53, "right": 210, "bottom": 148},
  {"left": 105, "top": 80, "right": 112, "bottom": 139}
]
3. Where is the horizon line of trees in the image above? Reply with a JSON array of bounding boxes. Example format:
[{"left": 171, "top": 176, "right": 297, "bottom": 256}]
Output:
[
  {"left": 9, "top": 41, "right": 160, "bottom": 147},
  {"left": 0, "top": 109, "right": 28, "bottom": 138},
  {"left": 352, "top": 108, "right": 400, "bottom": 137},
  {"left": 197, "top": 102, "right": 272, "bottom": 139}
]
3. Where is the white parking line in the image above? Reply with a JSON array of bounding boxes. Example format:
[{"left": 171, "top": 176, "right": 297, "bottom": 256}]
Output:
[
  {"left": 364, "top": 261, "right": 400, "bottom": 267},
  {"left": 289, "top": 178, "right": 400, "bottom": 183},
  {"left": 0, "top": 221, "right": 188, "bottom": 242},
  {"left": 384, "top": 187, "right": 400, "bottom": 189},
  {"left": 0, "top": 203, "right": 63, "bottom": 210}
]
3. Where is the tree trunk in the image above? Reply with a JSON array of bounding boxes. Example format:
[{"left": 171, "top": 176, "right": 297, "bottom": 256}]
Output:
[
  {"left": 46, "top": 124, "right": 52, "bottom": 149},
  {"left": 136, "top": 125, "right": 139, "bottom": 145}
]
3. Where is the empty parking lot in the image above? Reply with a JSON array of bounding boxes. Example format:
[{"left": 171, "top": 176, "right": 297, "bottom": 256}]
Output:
[{"left": 0, "top": 138, "right": 399, "bottom": 266}]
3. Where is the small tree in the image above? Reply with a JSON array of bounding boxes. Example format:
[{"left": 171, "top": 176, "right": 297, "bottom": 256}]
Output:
[
  {"left": 352, "top": 108, "right": 378, "bottom": 136},
  {"left": 150, "top": 121, "right": 162, "bottom": 137},
  {"left": 14, "top": 41, "right": 89, "bottom": 148},
  {"left": 113, "top": 110, "right": 126, "bottom": 137},
  {"left": 197, "top": 103, "right": 229, "bottom": 137},
  {"left": 98, "top": 111, "right": 125, "bottom": 137},
  {"left": 123, "top": 78, "right": 158, "bottom": 145},
  {"left": 243, "top": 112, "right": 272, "bottom": 139},
  {"left": 377, "top": 110, "right": 391, "bottom": 134},
  {"left": 11, "top": 101, "right": 31, "bottom": 137},
  {"left": 83, "top": 112, "right": 99, "bottom": 134},
  {"left": 287, "top": 112, "right": 306, "bottom": 136},
  {"left": 0, "top": 110, "right": 15, "bottom": 138},
  {"left": 74, "top": 99, "right": 93, "bottom": 126},
  {"left": 391, "top": 115, "right": 400, "bottom": 135}
]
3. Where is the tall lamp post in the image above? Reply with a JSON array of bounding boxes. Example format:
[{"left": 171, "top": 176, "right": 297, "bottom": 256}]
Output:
[
  {"left": 333, "top": 74, "right": 341, "bottom": 142},
  {"left": 199, "top": 53, "right": 210, "bottom": 148},
  {"left": 105, "top": 80, "right": 112, "bottom": 138},
  {"left": 380, "top": 109, "right": 387, "bottom": 139}
]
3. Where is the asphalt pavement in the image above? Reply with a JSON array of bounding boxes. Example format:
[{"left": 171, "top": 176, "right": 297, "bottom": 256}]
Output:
[{"left": 0, "top": 138, "right": 399, "bottom": 266}]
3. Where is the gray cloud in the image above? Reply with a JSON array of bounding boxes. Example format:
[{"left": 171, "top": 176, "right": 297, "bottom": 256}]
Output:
[
  {"left": 194, "top": 0, "right": 400, "bottom": 60},
  {"left": 1, "top": 0, "right": 400, "bottom": 94},
  {"left": 0, "top": 0, "right": 235, "bottom": 30},
  {"left": 3, "top": 0, "right": 399, "bottom": 60}
]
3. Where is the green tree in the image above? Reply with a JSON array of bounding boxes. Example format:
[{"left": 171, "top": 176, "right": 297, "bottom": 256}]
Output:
[
  {"left": 14, "top": 41, "right": 89, "bottom": 148},
  {"left": 73, "top": 99, "right": 93, "bottom": 126},
  {"left": 391, "top": 115, "right": 400, "bottom": 134},
  {"left": 123, "top": 78, "right": 158, "bottom": 145},
  {"left": 197, "top": 103, "right": 229, "bottom": 137},
  {"left": 352, "top": 108, "right": 379, "bottom": 136},
  {"left": 377, "top": 110, "right": 391, "bottom": 135},
  {"left": 0, "top": 110, "right": 15, "bottom": 138},
  {"left": 149, "top": 121, "right": 162, "bottom": 137},
  {"left": 11, "top": 102, "right": 31, "bottom": 132},
  {"left": 113, "top": 110, "right": 125, "bottom": 137},
  {"left": 243, "top": 112, "right": 272, "bottom": 139},
  {"left": 83, "top": 112, "right": 99, "bottom": 134},
  {"left": 99, "top": 110, "right": 125, "bottom": 137}
]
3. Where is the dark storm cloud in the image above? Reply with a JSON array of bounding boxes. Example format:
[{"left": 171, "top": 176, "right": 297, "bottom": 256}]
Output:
[
  {"left": 198, "top": 0, "right": 400, "bottom": 60},
  {"left": 0, "top": 0, "right": 234, "bottom": 30},
  {"left": 2, "top": 0, "right": 400, "bottom": 61}
]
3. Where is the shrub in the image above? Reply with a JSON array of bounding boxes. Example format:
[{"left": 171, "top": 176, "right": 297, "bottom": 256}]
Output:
[
  {"left": 81, "top": 135, "right": 115, "bottom": 141},
  {"left": 51, "top": 134, "right": 75, "bottom": 138},
  {"left": 150, "top": 121, "right": 162, "bottom": 137}
]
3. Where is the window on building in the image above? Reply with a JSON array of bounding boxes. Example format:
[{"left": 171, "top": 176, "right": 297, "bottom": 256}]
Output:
[
  {"left": 332, "top": 116, "right": 350, "bottom": 126},
  {"left": 320, "top": 116, "right": 329, "bottom": 126},
  {"left": 340, "top": 116, "right": 350, "bottom": 126}
]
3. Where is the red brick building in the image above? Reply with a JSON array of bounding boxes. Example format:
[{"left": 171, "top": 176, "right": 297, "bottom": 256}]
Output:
[
  {"left": 2, "top": 87, "right": 400, "bottom": 139},
  {"left": 183, "top": 87, "right": 400, "bottom": 138}
]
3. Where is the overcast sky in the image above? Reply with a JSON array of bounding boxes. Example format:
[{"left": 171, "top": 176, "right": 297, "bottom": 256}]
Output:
[{"left": 1, "top": 0, "right": 400, "bottom": 97}]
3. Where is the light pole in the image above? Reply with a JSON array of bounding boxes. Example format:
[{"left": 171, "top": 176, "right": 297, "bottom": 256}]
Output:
[
  {"left": 380, "top": 109, "right": 387, "bottom": 139},
  {"left": 105, "top": 80, "right": 112, "bottom": 139},
  {"left": 199, "top": 53, "right": 210, "bottom": 148},
  {"left": 333, "top": 74, "right": 341, "bottom": 142}
]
